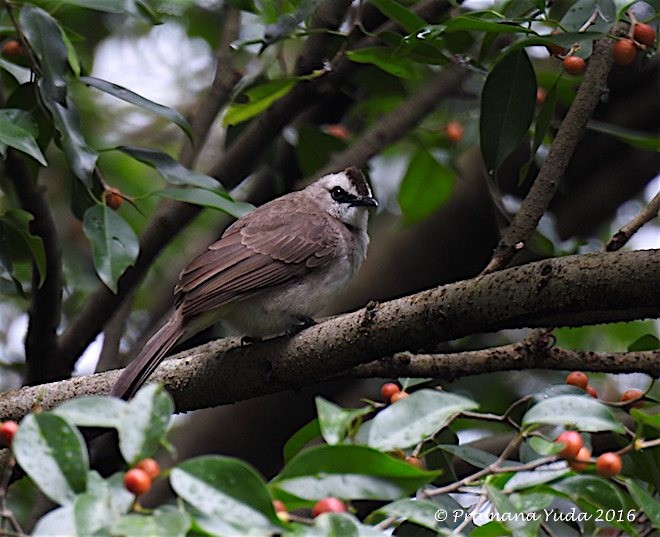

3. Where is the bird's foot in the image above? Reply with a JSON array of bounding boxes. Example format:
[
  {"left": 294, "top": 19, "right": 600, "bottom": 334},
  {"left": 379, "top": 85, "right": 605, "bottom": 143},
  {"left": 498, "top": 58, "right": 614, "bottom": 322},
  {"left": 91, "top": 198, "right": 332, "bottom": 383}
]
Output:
[
  {"left": 241, "top": 335, "right": 262, "bottom": 346},
  {"left": 286, "top": 315, "right": 317, "bottom": 336}
]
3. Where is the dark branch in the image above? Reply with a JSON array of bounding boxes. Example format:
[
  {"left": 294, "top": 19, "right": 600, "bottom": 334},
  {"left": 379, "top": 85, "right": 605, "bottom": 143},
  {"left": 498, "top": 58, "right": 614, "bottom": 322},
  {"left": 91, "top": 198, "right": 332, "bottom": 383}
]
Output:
[
  {"left": 2, "top": 249, "right": 658, "bottom": 421},
  {"left": 482, "top": 36, "right": 615, "bottom": 274},
  {"left": 605, "top": 191, "right": 660, "bottom": 252},
  {"left": 4, "top": 150, "right": 64, "bottom": 384}
]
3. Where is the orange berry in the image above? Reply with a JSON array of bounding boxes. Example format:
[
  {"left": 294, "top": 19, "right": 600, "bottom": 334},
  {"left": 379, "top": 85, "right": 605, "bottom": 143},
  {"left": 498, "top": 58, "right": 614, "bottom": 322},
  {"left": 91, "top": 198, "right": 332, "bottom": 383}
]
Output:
[
  {"left": 311, "top": 497, "right": 346, "bottom": 517},
  {"left": 633, "top": 23, "right": 656, "bottom": 48},
  {"left": 569, "top": 447, "right": 592, "bottom": 472},
  {"left": 443, "top": 121, "right": 464, "bottom": 143},
  {"left": 536, "top": 87, "right": 547, "bottom": 105},
  {"left": 0, "top": 421, "right": 19, "bottom": 448},
  {"left": 406, "top": 456, "right": 424, "bottom": 469},
  {"left": 565, "top": 371, "right": 588, "bottom": 390},
  {"left": 390, "top": 391, "right": 409, "bottom": 403},
  {"left": 596, "top": 452, "right": 622, "bottom": 478},
  {"left": 388, "top": 449, "right": 406, "bottom": 459},
  {"left": 123, "top": 468, "right": 152, "bottom": 495},
  {"left": 324, "top": 124, "right": 350, "bottom": 141},
  {"left": 545, "top": 30, "right": 568, "bottom": 56},
  {"left": 2, "top": 39, "right": 23, "bottom": 58},
  {"left": 556, "top": 431, "right": 583, "bottom": 459},
  {"left": 563, "top": 56, "right": 586, "bottom": 75},
  {"left": 620, "top": 389, "right": 644, "bottom": 408},
  {"left": 380, "top": 382, "right": 400, "bottom": 401},
  {"left": 103, "top": 187, "right": 123, "bottom": 210},
  {"left": 586, "top": 385, "right": 598, "bottom": 398},
  {"left": 135, "top": 458, "right": 160, "bottom": 480},
  {"left": 273, "top": 500, "right": 287, "bottom": 513},
  {"left": 612, "top": 39, "right": 637, "bottom": 65}
]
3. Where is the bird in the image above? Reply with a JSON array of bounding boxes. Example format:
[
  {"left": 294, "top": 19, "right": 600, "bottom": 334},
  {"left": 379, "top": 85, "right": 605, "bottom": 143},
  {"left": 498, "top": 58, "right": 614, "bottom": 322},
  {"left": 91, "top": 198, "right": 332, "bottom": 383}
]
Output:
[{"left": 111, "top": 166, "right": 377, "bottom": 399}]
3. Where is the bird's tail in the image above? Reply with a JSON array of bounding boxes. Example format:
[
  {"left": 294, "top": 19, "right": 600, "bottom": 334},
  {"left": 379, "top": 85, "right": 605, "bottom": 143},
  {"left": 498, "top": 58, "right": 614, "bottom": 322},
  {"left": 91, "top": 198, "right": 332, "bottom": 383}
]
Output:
[{"left": 111, "top": 310, "right": 184, "bottom": 400}]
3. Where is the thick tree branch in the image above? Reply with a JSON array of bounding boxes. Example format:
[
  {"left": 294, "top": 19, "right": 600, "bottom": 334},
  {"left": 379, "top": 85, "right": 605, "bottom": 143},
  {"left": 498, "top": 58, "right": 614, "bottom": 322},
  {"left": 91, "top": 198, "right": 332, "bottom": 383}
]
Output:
[
  {"left": 482, "top": 36, "right": 615, "bottom": 274},
  {"left": 3, "top": 151, "right": 64, "bottom": 384},
  {"left": 1, "top": 249, "right": 658, "bottom": 421},
  {"left": 605, "top": 191, "right": 660, "bottom": 251}
]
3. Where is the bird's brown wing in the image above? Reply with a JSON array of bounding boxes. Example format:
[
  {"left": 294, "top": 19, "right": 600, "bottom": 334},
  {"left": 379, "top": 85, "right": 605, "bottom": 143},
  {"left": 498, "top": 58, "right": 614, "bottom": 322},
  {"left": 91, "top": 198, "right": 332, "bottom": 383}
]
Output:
[{"left": 175, "top": 197, "right": 344, "bottom": 319}]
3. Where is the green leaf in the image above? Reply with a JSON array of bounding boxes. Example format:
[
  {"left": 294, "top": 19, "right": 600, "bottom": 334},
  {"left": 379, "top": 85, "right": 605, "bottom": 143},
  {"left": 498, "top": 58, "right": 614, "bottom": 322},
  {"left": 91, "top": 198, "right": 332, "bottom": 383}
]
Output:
[
  {"left": 53, "top": 396, "right": 128, "bottom": 428},
  {"left": 113, "top": 506, "right": 191, "bottom": 537},
  {"left": 316, "top": 397, "right": 372, "bottom": 445},
  {"left": 32, "top": 504, "right": 77, "bottom": 536},
  {"left": 561, "top": 0, "right": 616, "bottom": 33},
  {"left": 522, "top": 395, "right": 625, "bottom": 433},
  {"left": 295, "top": 125, "right": 347, "bottom": 176},
  {"left": 13, "top": 413, "right": 88, "bottom": 505},
  {"left": 118, "top": 384, "right": 173, "bottom": 464},
  {"left": 367, "top": 498, "right": 449, "bottom": 531},
  {"left": 19, "top": 5, "right": 68, "bottom": 104},
  {"left": 369, "top": 0, "right": 428, "bottom": 33},
  {"left": 0, "top": 110, "right": 47, "bottom": 166},
  {"left": 527, "top": 436, "right": 564, "bottom": 456},
  {"left": 224, "top": 79, "right": 296, "bottom": 126},
  {"left": 587, "top": 120, "right": 660, "bottom": 151},
  {"left": 171, "top": 456, "right": 282, "bottom": 535},
  {"left": 622, "top": 477, "right": 660, "bottom": 529},
  {"left": 444, "top": 15, "right": 538, "bottom": 34},
  {"left": 439, "top": 444, "right": 508, "bottom": 469},
  {"left": 157, "top": 187, "right": 254, "bottom": 219},
  {"left": 398, "top": 147, "right": 455, "bottom": 225},
  {"left": 83, "top": 205, "right": 139, "bottom": 293},
  {"left": 532, "top": 84, "right": 558, "bottom": 155},
  {"left": 116, "top": 146, "right": 220, "bottom": 190},
  {"left": 80, "top": 76, "right": 191, "bottom": 139},
  {"left": 50, "top": 98, "right": 98, "bottom": 187},
  {"left": 0, "top": 209, "right": 47, "bottom": 287},
  {"left": 0, "top": 57, "right": 32, "bottom": 84},
  {"left": 347, "top": 47, "right": 420, "bottom": 79},
  {"left": 271, "top": 444, "right": 438, "bottom": 500},
  {"left": 294, "top": 512, "right": 385, "bottom": 536},
  {"left": 356, "top": 389, "right": 478, "bottom": 451},
  {"left": 41, "top": 0, "right": 162, "bottom": 23},
  {"left": 503, "top": 461, "right": 570, "bottom": 492},
  {"left": 551, "top": 475, "right": 628, "bottom": 515},
  {"left": 630, "top": 407, "right": 660, "bottom": 429},
  {"left": 283, "top": 419, "right": 321, "bottom": 463},
  {"left": 628, "top": 334, "right": 660, "bottom": 351},
  {"left": 480, "top": 49, "right": 536, "bottom": 175}
]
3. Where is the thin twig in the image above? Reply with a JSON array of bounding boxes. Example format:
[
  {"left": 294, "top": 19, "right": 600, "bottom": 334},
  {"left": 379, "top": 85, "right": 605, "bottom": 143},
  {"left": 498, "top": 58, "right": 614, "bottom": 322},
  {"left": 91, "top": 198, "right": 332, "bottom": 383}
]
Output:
[{"left": 605, "top": 192, "right": 660, "bottom": 251}]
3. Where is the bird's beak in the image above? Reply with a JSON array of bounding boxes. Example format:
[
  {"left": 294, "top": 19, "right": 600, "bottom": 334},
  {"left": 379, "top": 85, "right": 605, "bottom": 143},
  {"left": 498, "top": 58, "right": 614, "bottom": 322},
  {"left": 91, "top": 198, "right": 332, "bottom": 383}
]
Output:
[{"left": 352, "top": 195, "right": 378, "bottom": 208}]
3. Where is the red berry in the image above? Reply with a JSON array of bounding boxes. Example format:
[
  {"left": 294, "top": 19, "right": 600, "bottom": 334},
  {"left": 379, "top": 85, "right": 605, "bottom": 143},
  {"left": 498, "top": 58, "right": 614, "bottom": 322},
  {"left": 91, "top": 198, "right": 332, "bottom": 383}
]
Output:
[
  {"left": 536, "top": 87, "right": 547, "bottom": 105},
  {"left": 406, "top": 456, "right": 424, "bottom": 469},
  {"left": 311, "top": 497, "right": 347, "bottom": 517},
  {"left": 0, "top": 421, "right": 19, "bottom": 448},
  {"left": 390, "top": 391, "right": 409, "bottom": 403},
  {"left": 555, "top": 431, "right": 583, "bottom": 459},
  {"left": 103, "top": 187, "right": 124, "bottom": 210},
  {"left": 569, "top": 447, "right": 592, "bottom": 472},
  {"left": 380, "top": 382, "right": 400, "bottom": 401},
  {"left": 443, "top": 121, "right": 464, "bottom": 143},
  {"left": 612, "top": 39, "right": 637, "bottom": 65},
  {"left": 620, "top": 389, "right": 644, "bottom": 408},
  {"left": 135, "top": 458, "right": 160, "bottom": 480},
  {"left": 2, "top": 39, "right": 23, "bottom": 58},
  {"left": 545, "top": 30, "right": 568, "bottom": 56},
  {"left": 563, "top": 56, "right": 586, "bottom": 75},
  {"left": 123, "top": 468, "right": 152, "bottom": 495},
  {"left": 565, "top": 371, "right": 588, "bottom": 390},
  {"left": 633, "top": 23, "right": 656, "bottom": 48},
  {"left": 596, "top": 452, "right": 622, "bottom": 478},
  {"left": 324, "top": 124, "right": 350, "bottom": 141},
  {"left": 586, "top": 385, "right": 598, "bottom": 398},
  {"left": 273, "top": 500, "right": 287, "bottom": 513}
]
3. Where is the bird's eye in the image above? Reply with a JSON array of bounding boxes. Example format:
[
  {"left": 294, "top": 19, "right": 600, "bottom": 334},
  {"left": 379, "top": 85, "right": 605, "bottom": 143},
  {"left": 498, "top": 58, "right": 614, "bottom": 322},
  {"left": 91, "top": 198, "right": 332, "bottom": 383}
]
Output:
[{"left": 330, "top": 186, "right": 347, "bottom": 201}]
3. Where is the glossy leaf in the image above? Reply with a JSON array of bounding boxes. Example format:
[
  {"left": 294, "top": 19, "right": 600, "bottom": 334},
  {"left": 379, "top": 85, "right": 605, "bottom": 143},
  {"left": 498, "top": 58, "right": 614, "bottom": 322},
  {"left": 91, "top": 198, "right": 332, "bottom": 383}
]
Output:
[
  {"left": 480, "top": 49, "right": 536, "bottom": 175},
  {"left": 561, "top": 0, "right": 616, "bottom": 33},
  {"left": 271, "top": 444, "right": 438, "bottom": 500},
  {"left": 628, "top": 333, "right": 660, "bottom": 351},
  {"left": 370, "top": 0, "right": 427, "bottom": 33},
  {"left": 116, "top": 146, "right": 220, "bottom": 190},
  {"left": 398, "top": 147, "right": 455, "bottom": 225},
  {"left": 292, "top": 512, "right": 385, "bottom": 536},
  {"left": 0, "top": 57, "right": 32, "bottom": 84},
  {"left": 171, "top": 456, "right": 282, "bottom": 535},
  {"left": 53, "top": 396, "right": 128, "bottom": 428},
  {"left": 47, "top": 0, "right": 161, "bottom": 23},
  {"left": 224, "top": 79, "right": 296, "bottom": 126},
  {"left": 503, "top": 461, "right": 570, "bottom": 492},
  {"left": 0, "top": 209, "right": 47, "bottom": 287},
  {"left": 283, "top": 419, "right": 321, "bottom": 463},
  {"left": 440, "top": 444, "right": 515, "bottom": 469},
  {"left": 0, "top": 110, "right": 47, "bottom": 165},
  {"left": 81, "top": 76, "right": 191, "bottom": 139},
  {"left": 522, "top": 395, "right": 625, "bottom": 432},
  {"left": 113, "top": 507, "right": 191, "bottom": 537},
  {"left": 13, "top": 413, "right": 88, "bottom": 505},
  {"left": 444, "top": 15, "right": 538, "bottom": 34},
  {"left": 157, "top": 187, "right": 254, "bottom": 219},
  {"left": 356, "top": 389, "right": 478, "bottom": 451},
  {"left": 19, "top": 5, "right": 68, "bottom": 104},
  {"left": 622, "top": 477, "right": 660, "bottom": 529},
  {"left": 347, "top": 47, "right": 420, "bottom": 79},
  {"left": 367, "top": 498, "right": 447, "bottom": 531},
  {"left": 83, "top": 205, "right": 139, "bottom": 293},
  {"left": 118, "top": 384, "right": 173, "bottom": 464},
  {"left": 316, "top": 397, "right": 371, "bottom": 445},
  {"left": 587, "top": 120, "right": 660, "bottom": 152}
]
